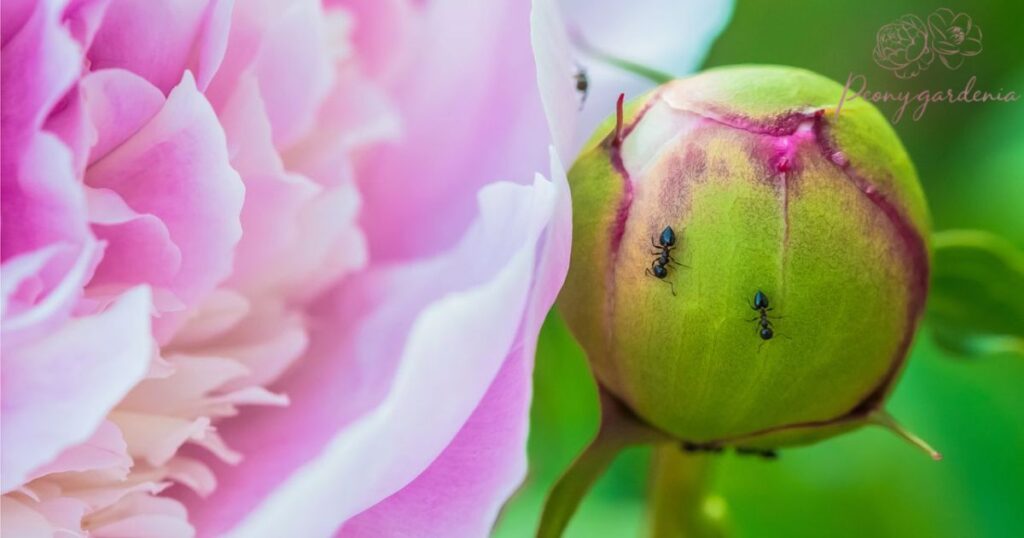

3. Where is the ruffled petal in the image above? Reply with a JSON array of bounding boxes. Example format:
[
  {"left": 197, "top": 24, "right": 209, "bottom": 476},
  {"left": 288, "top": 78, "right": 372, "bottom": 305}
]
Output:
[
  {"left": 1, "top": 132, "right": 90, "bottom": 265},
  {"left": 357, "top": 0, "right": 550, "bottom": 262},
  {"left": 85, "top": 72, "right": 243, "bottom": 311},
  {"left": 25, "top": 421, "right": 131, "bottom": 481},
  {"left": 185, "top": 171, "right": 561, "bottom": 537},
  {"left": 330, "top": 0, "right": 417, "bottom": 82},
  {"left": 80, "top": 68, "right": 166, "bottom": 166},
  {"left": 1, "top": 286, "right": 153, "bottom": 492},
  {"left": 342, "top": 148, "right": 570, "bottom": 537},
  {"left": 0, "top": 0, "right": 81, "bottom": 164},
  {"left": 250, "top": 0, "right": 334, "bottom": 148},
  {"left": 87, "top": 0, "right": 231, "bottom": 94}
]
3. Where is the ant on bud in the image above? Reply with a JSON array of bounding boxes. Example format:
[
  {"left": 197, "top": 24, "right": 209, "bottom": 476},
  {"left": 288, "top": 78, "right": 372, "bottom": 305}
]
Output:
[{"left": 645, "top": 226, "right": 684, "bottom": 296}]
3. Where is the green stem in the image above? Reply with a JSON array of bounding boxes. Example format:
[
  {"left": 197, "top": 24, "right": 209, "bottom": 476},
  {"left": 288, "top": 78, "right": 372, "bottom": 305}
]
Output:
[
  {"left": 536, "top": 429, "right": 626, "bottom": 538},
  {"left": 647, "top": 446, "right": 722, "bottom": 538},
  {"left": 571, "top": 32, "right": 675, "bottom": 84},
  {"left": 537, "top": 389, "right": 670, "bottom": 537}
]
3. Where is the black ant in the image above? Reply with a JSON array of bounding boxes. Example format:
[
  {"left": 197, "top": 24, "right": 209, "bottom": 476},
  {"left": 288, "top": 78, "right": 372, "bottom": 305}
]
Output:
[
  {"left": 645, "top": 226, "right": 683, "bottom": 295},
  {"left": 749, "top": 290, "right": 775, "bottom": 340},
  {"left": 748, "top": 289, "right": 791, "bottom": 348},
  {"left": 573, "top": 66, "right": 588, "bottom": 108}
]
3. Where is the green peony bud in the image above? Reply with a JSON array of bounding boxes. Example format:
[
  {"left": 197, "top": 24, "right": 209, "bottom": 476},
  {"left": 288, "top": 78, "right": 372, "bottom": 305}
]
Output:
[{"left": 559, "top": 65, "right": 935, "bottom": 453}]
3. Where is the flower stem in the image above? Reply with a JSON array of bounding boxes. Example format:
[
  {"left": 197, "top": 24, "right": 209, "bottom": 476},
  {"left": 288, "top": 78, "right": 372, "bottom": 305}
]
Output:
[
  {"left": 536, "top": 429, "right": 625, "bottom": 538},
  {"left": 647, "top": 447, "right": 723, "bottom": 538},
  {"left": 537, "top": 389, "right": 669, "bottom": 537}
]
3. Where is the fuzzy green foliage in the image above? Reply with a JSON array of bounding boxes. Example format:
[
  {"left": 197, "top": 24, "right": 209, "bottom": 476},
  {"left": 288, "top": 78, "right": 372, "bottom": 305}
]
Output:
[{"left": 927, "top": 230, "right": 1024, "bottom": 357}]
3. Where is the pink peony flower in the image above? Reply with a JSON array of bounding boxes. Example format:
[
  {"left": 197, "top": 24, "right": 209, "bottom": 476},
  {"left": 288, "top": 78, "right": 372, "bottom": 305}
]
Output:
[{"left": 1, "top": 0, "right": 730, "bottom": 535}]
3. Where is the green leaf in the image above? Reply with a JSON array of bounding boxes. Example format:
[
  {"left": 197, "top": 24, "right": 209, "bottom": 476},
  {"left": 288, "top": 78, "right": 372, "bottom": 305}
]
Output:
[{"left": 927, "top": 230, "right": 1024, "bottom": 357}]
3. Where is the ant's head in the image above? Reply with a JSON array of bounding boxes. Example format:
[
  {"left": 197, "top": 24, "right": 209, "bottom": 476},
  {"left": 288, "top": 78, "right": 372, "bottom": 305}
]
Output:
[
  {"left": 659, "top": 226, "right": 676, "bottom": 247},
  {"left": 753, "top": 290, "right": 769, "bottom": 310}
]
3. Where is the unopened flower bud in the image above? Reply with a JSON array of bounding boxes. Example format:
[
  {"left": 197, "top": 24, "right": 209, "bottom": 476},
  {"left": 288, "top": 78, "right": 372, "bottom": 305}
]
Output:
[{"left": 559, "top": 65, "right": 936, "bottom": 454}]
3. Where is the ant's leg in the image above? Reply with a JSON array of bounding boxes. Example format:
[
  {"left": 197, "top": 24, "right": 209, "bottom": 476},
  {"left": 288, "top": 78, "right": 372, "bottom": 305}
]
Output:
[
  {"left": 651, "top": 237, "right": 660, "bottom": 249},
  {"left": 645, "top": 268, "right": 653, "bottom": 277},
  {"left": 666, "top": 279, "right": 677, "bottom": 296}
]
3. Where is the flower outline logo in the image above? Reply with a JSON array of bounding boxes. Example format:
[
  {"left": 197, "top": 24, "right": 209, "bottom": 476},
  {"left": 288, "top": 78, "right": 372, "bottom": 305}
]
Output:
[
  {"left": 927, "top": 8, "right": 983, "bottom": 69},
  {"left": 873, "top": 8, "right": 982, "bottom": 78},
  {"left": 873, "top": 15, "right": 933, "bottom": 79}
]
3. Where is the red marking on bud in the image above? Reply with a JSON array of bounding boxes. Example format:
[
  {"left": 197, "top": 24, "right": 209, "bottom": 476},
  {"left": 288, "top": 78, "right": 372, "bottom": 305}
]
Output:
[
  {"left": 613, "top": 93, "right": 625, "bottom": 147},
  {"left": 767, "top": 121, "right": 817, "bottom": 174}
]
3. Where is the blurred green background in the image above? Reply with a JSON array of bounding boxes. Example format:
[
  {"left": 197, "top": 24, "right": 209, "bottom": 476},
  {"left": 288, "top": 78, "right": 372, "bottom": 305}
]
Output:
[{"left": 495, "top": 0, "right": 1023, "bottom": 536}]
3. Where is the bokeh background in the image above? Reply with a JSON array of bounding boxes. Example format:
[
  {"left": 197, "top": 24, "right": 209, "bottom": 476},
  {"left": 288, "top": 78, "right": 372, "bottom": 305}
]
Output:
[{"left": 495, "top": 0, "right": 1024, "bottom": 536}]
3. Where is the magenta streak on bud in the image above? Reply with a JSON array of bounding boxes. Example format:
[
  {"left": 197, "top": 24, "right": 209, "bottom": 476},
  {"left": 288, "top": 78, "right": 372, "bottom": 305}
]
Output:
[
  {"left": 770, "top": 121, "right": 816, "bottom": 174},
  {"left": 602, "top": 90, "right": 674, "bottom": 368},
  {"left": 607, "top": 94, "right": 631, "bottom": 264},
  {"left": 813, "top": 119, "right": 930, "bottom": 413},
  {"left": 604, "top": 93, "right": 634, "bottom": 355}
]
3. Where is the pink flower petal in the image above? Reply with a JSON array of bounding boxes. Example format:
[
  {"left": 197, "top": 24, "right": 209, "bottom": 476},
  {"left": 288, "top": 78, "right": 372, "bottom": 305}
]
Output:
[
  {"left": 80, "top": 68, "right": 166, "bottom": 166},
  {"left": 26, "top": 421, "right": 131, "bottom": 481},
  {"left": 342, "top": 148, "right": 571, "bottom": 537},
  {"left": 184, "top": 171, "right": 562, "bottom": 537},
  {"left": 0, "top": 0, "right": 81, "bottom": 164},
  {"left": 357, "top": 0, "right": 550, "bottom": 262},
  {"left": 530, "top": 0, "right": 578, "bottom": 164},
  {"left": 216, "top": 72, "right": 365, "bottom": 302},
  {"left": 281, "top": 70, "right": 400, "bottom": 188},
  {"left": 85, "top": 72, "right": 243, "bottom": 311},
  {"left": 331, "top": 0, "right": 417, "bottom": 82},
  {"left": 88, "top": 0, "right": 231, "bottom": 94},
  {"left": 1, "top": 132, "right": 90, "bottom": 264},
  {"left": 250, "top": 0, "right": 334, "bottom": 149},
  {"left": 1, "top": 286, "right": 153, "bottom": 492},
  {"left": 340, "top": 348, "right": 531, "bottom": 537},
  {"left": 1, "top": 239, "right": 96, "bottom": 335},
  {"left": 111, "top": 413, "right": 211, "bottom": 468},
  {"left": 0, "top": 0, "right": 35, "bottom": 47},
  {"left": 87, "top": 188, "right": 183, "bottom": 297},
  {"left": 197, "top": 306, "right": 309, "bottom": 392},
  {"left": 206, "top": 0, "right": 335, "bottom": 149},
  {"left": 87, "top": 493, "right": 194, "bottom": 538},
  {"left": 0, "top": 496, "right": 54, "bottom": 538},
  {"left": 42, "top": 85, "right": 95, "bottom": 175},
  {"left": 168, "top": 290, "right": 250, "bottom": 348},
  {"left": 61, "top": 0, "right": 111, "bottom": 52}
]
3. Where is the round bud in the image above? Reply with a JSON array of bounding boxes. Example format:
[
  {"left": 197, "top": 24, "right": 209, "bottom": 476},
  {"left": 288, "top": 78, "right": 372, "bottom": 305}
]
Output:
[{"left": 559, "top": 66, "right": 931, "bottom": 449}]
